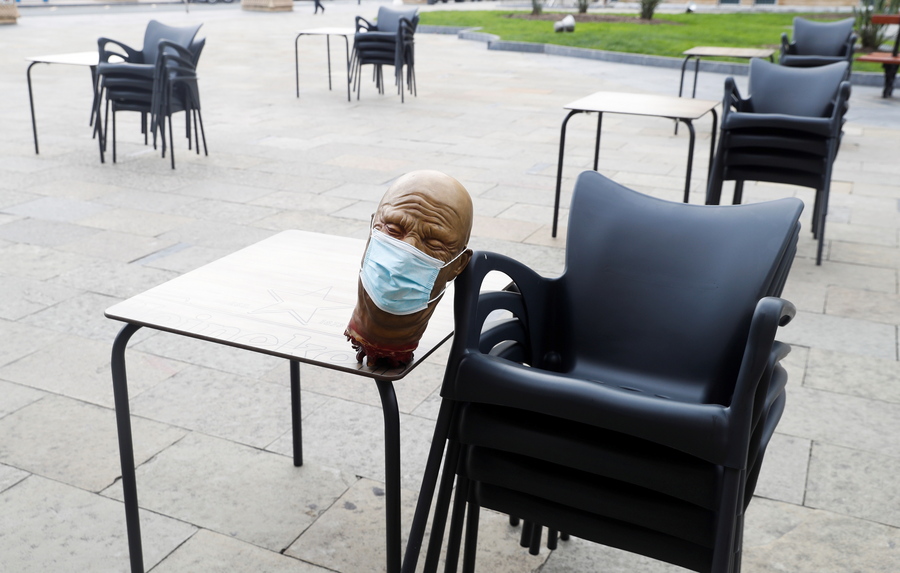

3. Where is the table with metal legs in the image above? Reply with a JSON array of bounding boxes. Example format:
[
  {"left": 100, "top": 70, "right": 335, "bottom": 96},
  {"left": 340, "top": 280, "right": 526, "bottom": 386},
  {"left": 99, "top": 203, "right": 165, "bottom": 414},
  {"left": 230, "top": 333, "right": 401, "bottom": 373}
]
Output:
[
  {"left": 295, "top": 27, "right": 355, "bottom": 102},
  {"left": 678, "top": 47, "right": 774, "bottom": 100},
  {"left": 105, "top": 230, "right": 457, "bottom": 573},
  {"left": 26, "top": 51, "right": 102, "bottom": 155},
  {"left": 552, "top": 91, "right": 719, "bottom": 237}
]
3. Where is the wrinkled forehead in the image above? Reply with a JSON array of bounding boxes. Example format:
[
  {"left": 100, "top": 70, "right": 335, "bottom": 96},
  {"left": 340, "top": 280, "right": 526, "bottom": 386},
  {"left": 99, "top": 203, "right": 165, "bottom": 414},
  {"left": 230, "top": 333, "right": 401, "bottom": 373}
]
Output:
[{"left": 377, "top": 175, "right": 472, "bottom": 235}]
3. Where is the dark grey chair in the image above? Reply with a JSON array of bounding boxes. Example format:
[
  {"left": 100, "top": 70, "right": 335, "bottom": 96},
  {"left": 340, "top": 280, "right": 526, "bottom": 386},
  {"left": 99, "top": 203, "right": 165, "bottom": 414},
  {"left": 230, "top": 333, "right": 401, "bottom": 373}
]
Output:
[
  {"left": 352, "top": 6, "right": 418, "bottom": 101},
  {"left": 151, "top": 39, "right": 207, "bottom": 169},
  {"left": 706, "top": 58, "right": 850, "bottom": 265},
  {"left": 403, "top": 170, "right": 804, "bottom": 573},
  {"left": 96, "top": 20, "right": 202, "bottom": 163},
  {"left": 780, "top": 17, "right": 856, "bottom": 72}
]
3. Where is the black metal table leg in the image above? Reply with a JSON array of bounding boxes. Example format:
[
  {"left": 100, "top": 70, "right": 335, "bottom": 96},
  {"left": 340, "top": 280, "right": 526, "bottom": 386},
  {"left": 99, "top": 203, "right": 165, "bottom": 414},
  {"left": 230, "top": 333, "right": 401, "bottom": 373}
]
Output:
[
  {"left": 376, "top": 379, "right": 402, "bottom": 573},
  {"left": 295, "top": 33, "right": 303, "bottom": 98},
  {"left": 27, "top": 61, "right": 40, "bottom": 155},
  {"left": 552, "top": 109, "right": 583, "bottom": 238},
  {"left": 111, "top": 322, "right": 145, "bottom": 573},
  {"left": 593, "top": 112, "right": 603, "bottom": 171},
  {"left": 326, "top": 35, "right": 333, "bottom": 91},
  {"left": 708, "top": 107, "right": 718, "bottom": 181},
  {"left": 290, "top": 360, "right": 303, "bottom": 467},
  {"left": 342, "top": 35, "right": 351, "bottom": 102},
  {"left": 680, "top": 119, "right": 696, "bottom": 204}
]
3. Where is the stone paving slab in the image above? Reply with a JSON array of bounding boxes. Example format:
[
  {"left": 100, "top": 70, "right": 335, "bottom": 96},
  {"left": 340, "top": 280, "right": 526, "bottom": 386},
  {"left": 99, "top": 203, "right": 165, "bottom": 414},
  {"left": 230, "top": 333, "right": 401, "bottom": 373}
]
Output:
[{"left": 0, "top": 2, "right": 897, "bottom": 572}]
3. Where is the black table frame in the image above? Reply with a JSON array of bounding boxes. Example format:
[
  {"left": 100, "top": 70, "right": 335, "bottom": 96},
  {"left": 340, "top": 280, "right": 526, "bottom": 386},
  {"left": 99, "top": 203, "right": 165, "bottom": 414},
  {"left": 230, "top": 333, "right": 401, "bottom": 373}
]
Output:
[
  {"left": 106, "top": 231, "right": 453, "bottom": 573},
  {"left": 295, "top": 28, "right": 353, "bottom": 102},
  {"left": 26, "top": 52, "right": 102, "bottom": 156},
  {"left": 552, "top": 94, "right": 718, "bottom": 238}
]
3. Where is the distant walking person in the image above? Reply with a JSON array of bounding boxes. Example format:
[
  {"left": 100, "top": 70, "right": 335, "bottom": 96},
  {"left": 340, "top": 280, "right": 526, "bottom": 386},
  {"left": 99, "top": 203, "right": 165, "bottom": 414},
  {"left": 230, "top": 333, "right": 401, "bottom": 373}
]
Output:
[{"left": 313, "top": 0, "right": 324, "bottom": 13}]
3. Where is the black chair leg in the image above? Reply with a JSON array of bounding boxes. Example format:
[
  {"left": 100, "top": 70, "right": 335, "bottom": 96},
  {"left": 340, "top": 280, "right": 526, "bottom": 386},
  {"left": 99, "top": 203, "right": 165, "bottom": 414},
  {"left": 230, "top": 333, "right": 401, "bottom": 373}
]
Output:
[
  {"left": 733, "top": 180, "right": 744, "bottom": 205},
  {"left": 443, "top": 475, "right": 470, "bottom": 573},
  {"left": 421, "top": 440, "right": 462, "bottom": 573},
  {"left": 461, "top": 501, "right": 480, "bottom": 573},
  {"left": 168, "top": 113, "right": 176, "bottom": 169},
  {"left": 196, "top": 110, "right": 207, "bottom": 156},
  {"left": 112, "top": 108, "right": 117, "bottom": 164}
]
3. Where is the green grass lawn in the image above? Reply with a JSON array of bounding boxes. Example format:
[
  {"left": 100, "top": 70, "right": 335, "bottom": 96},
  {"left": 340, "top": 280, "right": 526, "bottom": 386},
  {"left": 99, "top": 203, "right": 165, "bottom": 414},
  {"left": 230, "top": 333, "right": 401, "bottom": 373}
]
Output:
[{"left": 419, "top": 11, "right": 882, "bottom": 72}]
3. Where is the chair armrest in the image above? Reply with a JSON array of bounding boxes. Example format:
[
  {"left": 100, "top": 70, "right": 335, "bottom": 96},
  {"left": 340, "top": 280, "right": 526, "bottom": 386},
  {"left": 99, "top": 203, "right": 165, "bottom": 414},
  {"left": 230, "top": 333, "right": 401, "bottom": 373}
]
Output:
[
  {"left": 779, "top": 33, "right": 793, "bottom": 61},
  {"left": 157, "top": 40, "right": 197, "bottom": 63},
  {"left": 399, "top": 15, "right": 419, "bottom": 33},
  {"left": 832, "top": 81, "right": 852, "bottom": 121},
  {"left": 98, "top": 37, "right": 142, "bottom": 64},
  {"left": 445, "top": 251, "right": 551, "bottom": 371},
  {"left": 721, "top": 76, "right": 745, "bottom": 120},
  {"left": 356, "top": 16, "right": 376, "bottom": 32},
  {"left": 726, "top": 297, "right": 795, "bottom": 456}
]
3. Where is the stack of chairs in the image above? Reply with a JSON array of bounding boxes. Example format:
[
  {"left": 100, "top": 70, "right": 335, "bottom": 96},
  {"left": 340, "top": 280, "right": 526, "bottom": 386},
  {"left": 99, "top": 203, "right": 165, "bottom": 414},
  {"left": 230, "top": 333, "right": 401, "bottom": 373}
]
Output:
[
  {"left": 403, "top": 170, "right": 804, "bottom": 573},
  {"left": 706, "top": 59, "right": 851, "bottom": 265},
  {"left": 779, "top": 16, "right": 857, "bottom": 75},
  {"left": 96, "top": 20, "right": 206, "bottom": 168},
  {"left": 352, "top": 6, "right": 418, "bottom": 102}
]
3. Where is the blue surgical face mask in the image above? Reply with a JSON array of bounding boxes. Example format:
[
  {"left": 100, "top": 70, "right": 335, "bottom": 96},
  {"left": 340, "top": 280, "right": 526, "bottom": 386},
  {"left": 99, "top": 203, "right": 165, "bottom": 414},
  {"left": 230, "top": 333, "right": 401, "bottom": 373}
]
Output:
[{"left": 360, "top": 228, "right": 466, "bottom": 316}]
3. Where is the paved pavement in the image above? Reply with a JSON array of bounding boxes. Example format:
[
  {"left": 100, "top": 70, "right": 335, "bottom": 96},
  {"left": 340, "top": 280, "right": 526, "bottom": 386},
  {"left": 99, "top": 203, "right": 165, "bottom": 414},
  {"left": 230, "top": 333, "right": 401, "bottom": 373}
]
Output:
[{"left": 0, "top": 2, "right": 898, "bottom": 571}]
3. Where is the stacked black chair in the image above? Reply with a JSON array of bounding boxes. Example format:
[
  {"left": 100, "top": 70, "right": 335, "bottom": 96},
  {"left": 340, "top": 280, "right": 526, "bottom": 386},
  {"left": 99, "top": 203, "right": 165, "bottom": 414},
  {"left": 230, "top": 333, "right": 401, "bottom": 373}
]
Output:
[
  {"left": 151, "top": 39, "right": 207, "bottom": 169},
  {"left": 403, "top": 170, "right": 804, "bottom": 573},
  {"left": 780, "top": 17, "right": 856, "bottom": 74},
  {"left": 706, "top": 58, "right": 851, "bottom": 265},
  {"left": 352, "top": 6, "right": 418, "bottom": 102},
  {"left": 96, "top": 20, "right": 202, "bottom": 164}
]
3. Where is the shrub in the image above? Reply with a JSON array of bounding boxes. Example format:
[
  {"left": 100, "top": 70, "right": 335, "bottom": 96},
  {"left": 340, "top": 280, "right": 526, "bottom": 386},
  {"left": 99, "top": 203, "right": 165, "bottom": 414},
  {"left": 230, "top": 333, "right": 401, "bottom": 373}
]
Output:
[{"left": 855, "top": 0, "right": 900, "bottom": 51}]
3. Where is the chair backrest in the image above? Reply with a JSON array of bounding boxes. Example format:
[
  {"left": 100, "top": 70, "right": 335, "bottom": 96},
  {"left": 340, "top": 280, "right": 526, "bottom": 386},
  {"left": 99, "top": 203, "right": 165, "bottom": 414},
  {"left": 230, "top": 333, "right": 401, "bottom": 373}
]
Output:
[
  {"left": 748, "top": 58, "right": 848, "bottom": 117},
  {"left": 142, "top": 20, "right": 203, "bottom": 65},
  {"left": 793, "top": 17, "right": 854, "bottom": 56},
  {"left": 375, "top": 6, "right": 419, "bottom": 33},
  {"left": 558, "top": 171, "right": 802, "bottom": 404}
]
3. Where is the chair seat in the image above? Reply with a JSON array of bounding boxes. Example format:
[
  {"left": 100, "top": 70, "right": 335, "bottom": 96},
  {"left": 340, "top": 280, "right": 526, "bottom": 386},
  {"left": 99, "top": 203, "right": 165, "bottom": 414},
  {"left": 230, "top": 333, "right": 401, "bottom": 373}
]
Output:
[
  {"left": 724, "top": 112, "right": 836, "bottom": 137},
  {"left": 473, "top": 480, "right": 714, "bottom": 572},
  {"left": 780, "top": 54, "right": 850, "bottom": 68},
  {"left": 456, "top": 403, "right": 720, "bottom": 508},
  {"left": 97, "top": 62, "right": 155, "bottom": 78}
]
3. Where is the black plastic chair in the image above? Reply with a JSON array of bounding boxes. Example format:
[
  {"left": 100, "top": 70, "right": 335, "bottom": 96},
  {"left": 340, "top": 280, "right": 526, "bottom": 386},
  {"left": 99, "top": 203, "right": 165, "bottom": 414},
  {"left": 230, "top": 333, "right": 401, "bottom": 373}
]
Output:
[
  {"left": 402, "top": 170, "right": 804, "bottom": 573},
  {"left": 780, "top": 17, "right": 856, "bottom": 72},
  {"left": 96, "top": 20, "right": 202, "bottom": 163},
  {"left": 706, "top": 58, "right": 850, "bottom": 266},
  {"left": 151, "top": 39, "right": 207, "bottom": 169},
  {"left": 352, "top": 6, "right": 418, "bottom": 101}
]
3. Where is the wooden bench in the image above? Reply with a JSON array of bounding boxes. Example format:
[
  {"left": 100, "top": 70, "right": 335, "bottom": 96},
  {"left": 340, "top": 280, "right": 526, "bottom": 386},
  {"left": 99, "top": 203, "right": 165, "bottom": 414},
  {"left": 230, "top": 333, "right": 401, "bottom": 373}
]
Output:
[{"left": 857, "top": 15, "right": 900, "bottom": 97}]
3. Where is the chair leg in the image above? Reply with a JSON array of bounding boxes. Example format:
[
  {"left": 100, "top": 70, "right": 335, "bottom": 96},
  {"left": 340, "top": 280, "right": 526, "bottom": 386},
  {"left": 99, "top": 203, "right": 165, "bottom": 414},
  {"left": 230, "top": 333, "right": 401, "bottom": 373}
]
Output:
[
  {"left": 420, "top": 442, "right": 462, "bottom": 573},
  {"left": 528, "top": 522, "right": 542, "bottom": 556},
  {"left": 519, "top": 521, "right": 533, "bottom": 548},
  {"left": 196, "top": 110, "right": 208, "bottom": 156},
  {"left": 168, "top": 113, "right": 176, "bottom": 169},
  {"left": 711, "top": 467, "right": 743, "bottom": 573},
  {"left": 112, "top": 107, "right": 117, "bottom": 164},
  {"left": 461, "top": 501, "right": 480, "bottom": 573},
  {"left": 185, "top": 110, "right": 193, "bottom": 152},
  {"left": 732, "top": 180, "right": 744, "bottom": 205},
  {"left": 547, "top": 529, "right": 559, "bottom": 550},
  {"left": 443, "top": 475, "right": 470, "bottom": 573},
  {"left": 192, "top": 110, "right": 200, "bottom": 154},
  {"left": 815, "top": 183, "right": 830, "bottom": 266}
]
